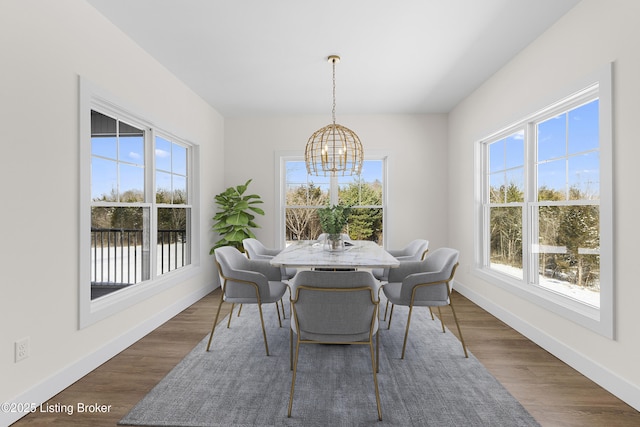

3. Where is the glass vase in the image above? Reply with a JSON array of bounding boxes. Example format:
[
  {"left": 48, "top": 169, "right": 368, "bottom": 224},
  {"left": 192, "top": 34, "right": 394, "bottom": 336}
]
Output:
[{"left": 323, "top": 234, "right": 344, "bottom": 251}]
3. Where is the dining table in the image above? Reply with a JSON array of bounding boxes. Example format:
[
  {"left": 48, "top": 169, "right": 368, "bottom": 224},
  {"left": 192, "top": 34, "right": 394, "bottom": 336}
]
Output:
[{"left": 269, "top": 240, "right": 400, "bottom": 270}]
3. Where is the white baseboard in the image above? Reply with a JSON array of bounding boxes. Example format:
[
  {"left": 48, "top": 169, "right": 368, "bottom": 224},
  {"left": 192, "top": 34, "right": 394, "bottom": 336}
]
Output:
[
  {"left": 453, "top": 280, "right": 640, "bottom": 412},
  {"left": 2, "top": 285, "right": 213, "bottom": 427}
]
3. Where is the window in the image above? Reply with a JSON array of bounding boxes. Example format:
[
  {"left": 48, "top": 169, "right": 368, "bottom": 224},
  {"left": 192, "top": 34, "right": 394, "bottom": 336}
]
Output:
[
  {"left": 80, "top": 78, "right": 198, "bottom": 328},
  {"left": 476, "top": 65, "right": 613, "bottom": 337},
  {"left": 487, "top": 130, "right": 525, "bottom": 280},
  {"left": 155, "top": 136, "right": 191, "bottom": 276},
  {"left": 91, "top": 111, "right": 151, "bottom": 292},
  {"left": 280, "top": 155, "right": 386, "bottom": 246},
  {"left": 90, "top": 113, "right": 192, "bottom": 297}
]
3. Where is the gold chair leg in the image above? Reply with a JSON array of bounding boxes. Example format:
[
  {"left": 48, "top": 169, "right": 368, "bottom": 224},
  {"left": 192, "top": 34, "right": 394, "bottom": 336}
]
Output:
[
  {"left": 237, "top": 303, "right": 243, "bottom": 317},
  {"left": 280, "top": 299, "right": 286, "bottom": 319},
  {"left": 275, "top": 301, "right": 283, "bottom": 327},
  {"left": 376, "top": 329, "right": 380, "bottom": 373},
  {"left": 383, "top": 300, "right": 390, "bottom": 321},
  {"left": 437, "top": 306, "right": 445, "bottom": 333},
  {"left": 449, "top": 301, "right": 469, "bottom": 358},
  {"left": 387, "top": 303, "right": 395, "bottom": 329},
  {"left": 287, "top": 339, "right": 301, "bottom": 417},
  {"left": 289, "top": 328, "right": 293, "bottom": 371},
  {"left": 206, "top": 291, "right": 225, "bottom": 352},
  {"left": 255, "top": 303, "right": 269, "bottom": 356},
  {"left": 429, "top": 306, "right": 435, "bottom": 320},
  {"left": 370, "top": 338, "right": 383, "bottom": 421},
  {"left": 227, "top": 303, "right": 235, "bottom": 328},
  {"left": 401, "top": 305, "right": 414, "bottom": 359}
]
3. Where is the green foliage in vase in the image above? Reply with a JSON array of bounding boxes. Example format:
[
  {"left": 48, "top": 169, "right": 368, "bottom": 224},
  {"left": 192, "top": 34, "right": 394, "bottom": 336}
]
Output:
[
  {"left": 317, "top": 204, "right": 351, "bottom": 236},
  {"left": 210, "top": 179, "right": 264, "bottom": 252}
]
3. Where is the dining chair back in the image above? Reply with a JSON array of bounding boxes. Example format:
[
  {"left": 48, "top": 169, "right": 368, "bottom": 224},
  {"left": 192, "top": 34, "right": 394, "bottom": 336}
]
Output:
[
  {"left": 243, "top": 238, "right": 297, "bottom": 280},
  {"left": 387, "top": 239, "right": 429, "bottom": 260},
  {"left": 374, "top": 239, "right": 429, "bottom": 284},
  {"left": 287, "top": 270, "right": 382, "bottom": 421},
  {"left": 242, "top": 238, "right": 281, "bottom": 259}
]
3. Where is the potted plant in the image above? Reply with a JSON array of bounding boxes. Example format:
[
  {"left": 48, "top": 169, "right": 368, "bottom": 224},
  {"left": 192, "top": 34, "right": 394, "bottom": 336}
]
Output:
[
  {"left": 210, "top": 179, "right": 264, "bottom": 253},
  {"left": 317, "top": 204, "right": 351, "bottom": 250}
]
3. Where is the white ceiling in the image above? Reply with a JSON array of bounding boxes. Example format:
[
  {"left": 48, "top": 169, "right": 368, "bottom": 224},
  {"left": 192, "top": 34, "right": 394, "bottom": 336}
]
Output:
[{"left": 86, "top": 0, "right": 580, "bottom": 117}]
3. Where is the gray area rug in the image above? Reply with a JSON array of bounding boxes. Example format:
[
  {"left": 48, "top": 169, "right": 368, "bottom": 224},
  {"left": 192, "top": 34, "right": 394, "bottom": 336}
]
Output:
[{"left": 120, "top": 301, "right": 539, "bottom": 426}]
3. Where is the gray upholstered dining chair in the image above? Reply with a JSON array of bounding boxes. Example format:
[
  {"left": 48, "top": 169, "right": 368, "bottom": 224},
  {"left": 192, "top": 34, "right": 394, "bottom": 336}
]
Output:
[
  {"left": 287, "top": 270, "right": 382, "bottom": 421},
  {"left": 207, "top": 246, "right": 288, "bottom": 356},
  {"left": 242, "top": 238, "right": 297, "bottom": 280},
  {"left": 383, "top": 247, "right": 468, "bottom": 359},
  {"left": 242, "top": 238, "right": 294, "bottom": 320},
  {"left": 388, "top": 238, "right": 430, "bottom": 261},
  {"left": 373, "top": 239, "right": 429, "bottom": 282},
  {"left": 373, "top": 239, "right": 429, "bottom": 320}
]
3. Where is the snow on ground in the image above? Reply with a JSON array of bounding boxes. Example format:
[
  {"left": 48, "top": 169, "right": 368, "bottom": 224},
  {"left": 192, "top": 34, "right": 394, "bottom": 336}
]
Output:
[{"left": 490, "top": 263, "right": 600, "bottom": 307}]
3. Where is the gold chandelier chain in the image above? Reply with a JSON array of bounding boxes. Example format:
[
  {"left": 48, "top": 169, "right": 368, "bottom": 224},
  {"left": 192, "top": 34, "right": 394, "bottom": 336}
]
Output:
[{"left": 332, "top": 58, "right": 336, "bottom": 125}]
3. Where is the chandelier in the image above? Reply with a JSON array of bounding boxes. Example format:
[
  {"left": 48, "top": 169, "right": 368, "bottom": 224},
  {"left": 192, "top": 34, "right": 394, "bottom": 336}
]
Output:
[{"left": 305, "top": 55, "right": 363, "bottom": 176}]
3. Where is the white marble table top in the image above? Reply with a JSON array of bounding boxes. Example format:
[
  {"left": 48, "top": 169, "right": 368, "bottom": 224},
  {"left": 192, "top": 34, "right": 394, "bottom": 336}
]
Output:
[{"left": 270, "top": 240, "right": 400, "bottom": 269}]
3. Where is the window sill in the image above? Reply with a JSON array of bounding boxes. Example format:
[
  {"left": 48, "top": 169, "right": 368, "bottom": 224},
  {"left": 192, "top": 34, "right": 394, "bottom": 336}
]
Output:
[
  {"left": 473, "top": 266, "right": 613, "bottom": 339},
  {"left": 80, "top": 264, "right": 201, "bottom": 329}
]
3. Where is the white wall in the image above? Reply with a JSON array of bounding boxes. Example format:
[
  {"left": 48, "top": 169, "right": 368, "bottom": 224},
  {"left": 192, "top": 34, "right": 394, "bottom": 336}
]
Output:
[
  {"left": 0, "top": 0, "right": 224, "bottom": 421},
  {"left": 4, "top": 0, "right": 637, "bottom": 422},
  {"left": 448, "top": 0, "right": 640, "bottom": 410},
  {"left": 224, "top": 114, "right": 449, "bottom": 250}
]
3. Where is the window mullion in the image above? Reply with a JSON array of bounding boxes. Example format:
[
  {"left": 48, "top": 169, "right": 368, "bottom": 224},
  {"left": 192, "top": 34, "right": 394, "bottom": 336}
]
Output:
[
  {"left": 481, "top": 143, "right": 490, "bottom": 268},
  {"left": 525, "top": 122, "right": 537, "bottom": 285},
  {"left": 147, "top": 128, "right": 156, "bottom": 204},
  {"left": 147, "top": 128, "right": 158, "bottom": 279},
  {"left": 330, "top": 174, "right": 339, "bottom": 205}
]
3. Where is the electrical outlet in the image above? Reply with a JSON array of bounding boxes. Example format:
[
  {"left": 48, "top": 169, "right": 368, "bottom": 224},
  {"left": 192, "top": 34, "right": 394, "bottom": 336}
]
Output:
[{"left": 15, "top": 337, "right": 30, "bottom": 362}]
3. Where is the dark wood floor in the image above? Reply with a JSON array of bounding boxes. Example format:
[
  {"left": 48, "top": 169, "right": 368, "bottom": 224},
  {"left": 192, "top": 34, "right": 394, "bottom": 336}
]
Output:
[{"left": 12, "top": 289, "right": 640, "bottom": 426}]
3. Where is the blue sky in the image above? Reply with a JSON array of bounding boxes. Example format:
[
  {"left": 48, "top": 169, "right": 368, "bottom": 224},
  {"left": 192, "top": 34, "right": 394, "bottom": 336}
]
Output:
[
  {"left": 489, "top": 99, "right": 600, "bottom": 199},
  {"left": 91, "top": 135, "right": 186, "bottom": 201},
  {"left": 92, "top": 99, "right": 598, "bottom": 202}
]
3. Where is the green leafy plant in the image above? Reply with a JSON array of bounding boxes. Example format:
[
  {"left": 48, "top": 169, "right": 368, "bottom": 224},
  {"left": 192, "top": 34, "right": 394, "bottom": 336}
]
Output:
[
  {"left": 317, "top": 204, "right": 351, "bottom": 236},
  {"left": 210, "top": 179, "right": 264, "bottom": 252}
]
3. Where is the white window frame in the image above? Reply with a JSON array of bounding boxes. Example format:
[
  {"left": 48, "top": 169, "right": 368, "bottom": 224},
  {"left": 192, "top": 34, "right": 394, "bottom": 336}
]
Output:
[
  {"left": 474, "top": 64, "right": 614, "bottom": 338},
  {"left": 275, "top": 151, "right": 388, "bottom": 248},
  {"left": 79, "top": 77, "right": 201, "bottom": 329}
]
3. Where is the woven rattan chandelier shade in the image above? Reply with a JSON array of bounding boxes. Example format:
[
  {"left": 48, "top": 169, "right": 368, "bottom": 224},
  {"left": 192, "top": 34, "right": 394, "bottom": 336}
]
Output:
[{"left": 305, "top": 56, "right": 363, "bottom": 176}]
